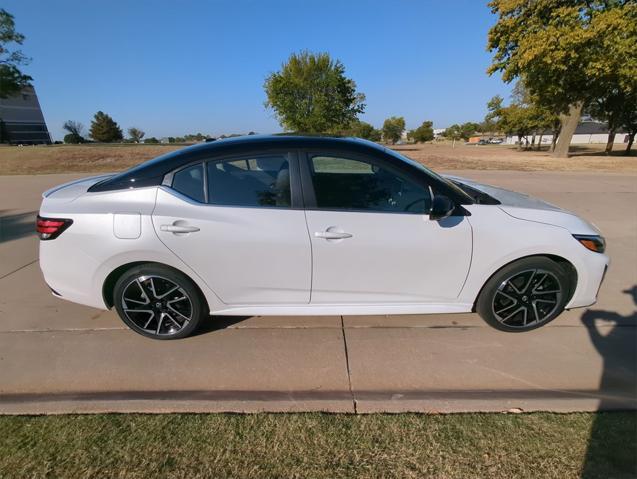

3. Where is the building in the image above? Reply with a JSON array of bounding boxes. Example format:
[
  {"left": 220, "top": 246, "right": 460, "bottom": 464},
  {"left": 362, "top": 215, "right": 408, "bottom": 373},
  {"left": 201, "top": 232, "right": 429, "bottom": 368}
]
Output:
[
  {"left": 504, "top": 121, "right": 629, "bottom": 146},
  {"left": 0, "top": 86, "right": 51, "bottom": 144}
]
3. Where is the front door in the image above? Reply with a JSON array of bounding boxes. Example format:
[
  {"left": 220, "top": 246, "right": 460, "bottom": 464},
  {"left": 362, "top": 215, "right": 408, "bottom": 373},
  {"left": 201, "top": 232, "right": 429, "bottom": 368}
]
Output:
[
  {"left": 152, "top": 154, "right": 311, "bottom": 305},
  {"left": 302, "top": 153, "right": 472, "bottom": 304}
]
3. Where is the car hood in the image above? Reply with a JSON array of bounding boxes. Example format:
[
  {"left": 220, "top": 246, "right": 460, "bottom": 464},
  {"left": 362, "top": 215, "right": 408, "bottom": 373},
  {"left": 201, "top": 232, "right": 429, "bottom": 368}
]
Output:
[{"left": 445, "top": 175, "right": 601, "bottom": 236}]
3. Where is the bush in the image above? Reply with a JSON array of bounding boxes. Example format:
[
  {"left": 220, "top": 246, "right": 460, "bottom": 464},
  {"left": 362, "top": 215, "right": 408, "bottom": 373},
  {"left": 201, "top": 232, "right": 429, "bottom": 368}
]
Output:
[{"left": 63, "top": 133, "right": 84, "bottom": 144}]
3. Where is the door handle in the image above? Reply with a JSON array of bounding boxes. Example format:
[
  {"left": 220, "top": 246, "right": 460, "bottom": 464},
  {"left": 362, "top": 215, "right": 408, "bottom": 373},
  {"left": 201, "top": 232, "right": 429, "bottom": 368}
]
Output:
[
  {"left": 315, "top": 231, "right": 352, "bottom": 240},
  {"left": 160, "top": 224, "right": 200, "bottom": 234}
]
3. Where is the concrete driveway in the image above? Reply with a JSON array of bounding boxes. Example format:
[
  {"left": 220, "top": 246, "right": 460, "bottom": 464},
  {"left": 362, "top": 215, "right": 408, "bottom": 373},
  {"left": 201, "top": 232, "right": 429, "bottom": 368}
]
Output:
[{"left": 0, "top": 171, "right": 635, "bottom": 414}]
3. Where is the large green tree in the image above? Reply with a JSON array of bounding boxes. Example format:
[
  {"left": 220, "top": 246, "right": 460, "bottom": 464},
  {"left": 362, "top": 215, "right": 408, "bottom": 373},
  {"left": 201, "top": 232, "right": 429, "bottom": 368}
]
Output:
[
  {"left": 487, "top": 0, "right": 637, "bottom": 158},
  {"left": 344, "top": 120, "right": 381, "bottom": 142},
  {"left": 264, "top": 51, "right": 365, "bottom": 133},
  {"left": 408, "top": 121, "right": 434, "bottom": 143},
  {"left": 90, "top": 111, "right": 123, "bottom": 142},
  {"left": 382, "top": 116, "right": 405, "bottom": 144},
  {"left": 0, "top": 9, "right": 31, "bottom": 99}
]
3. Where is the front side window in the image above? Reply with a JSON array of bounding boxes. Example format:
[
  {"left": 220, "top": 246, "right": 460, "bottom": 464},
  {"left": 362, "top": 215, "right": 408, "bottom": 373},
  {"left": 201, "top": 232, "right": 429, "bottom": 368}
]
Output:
[
  {"left": 206, "top": 155, "right": 291, "bottom": 208},
  {"left": 309, "top": 155, "right": 431, "bottom": 213},
  {"left": 172, "top": 163, "right": 204, "bottom": 202}
]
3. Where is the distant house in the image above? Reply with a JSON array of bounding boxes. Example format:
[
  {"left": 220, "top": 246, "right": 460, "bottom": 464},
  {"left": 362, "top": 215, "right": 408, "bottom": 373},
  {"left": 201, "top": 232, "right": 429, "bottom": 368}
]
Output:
[
  {"left": 504, "top": 121, "right": 628, "bottom": 145},
  {"left": 433, "top": 128, "right": 446, "bottom": 139},
  {"left": 0, "top": 86, "right": 51, "bottom": 144}
]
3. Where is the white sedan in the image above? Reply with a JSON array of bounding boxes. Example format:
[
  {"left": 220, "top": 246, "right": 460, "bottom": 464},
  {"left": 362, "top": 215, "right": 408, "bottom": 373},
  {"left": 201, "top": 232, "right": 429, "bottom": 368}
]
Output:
[{"left": 38, "top": 136, "right": 608, "bottom": 339}]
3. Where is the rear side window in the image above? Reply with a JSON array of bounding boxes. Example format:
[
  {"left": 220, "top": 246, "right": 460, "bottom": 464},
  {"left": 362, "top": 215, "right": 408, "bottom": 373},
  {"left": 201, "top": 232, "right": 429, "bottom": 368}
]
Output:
[
  {"left": 309, "top": 155, "right": 431, "bottom": 213},
  {"left": 206, "top": 155, "right": 291, "bottom": 208},
  {"left": 172, "top": 163, "right": 204, "bottom": 202}
]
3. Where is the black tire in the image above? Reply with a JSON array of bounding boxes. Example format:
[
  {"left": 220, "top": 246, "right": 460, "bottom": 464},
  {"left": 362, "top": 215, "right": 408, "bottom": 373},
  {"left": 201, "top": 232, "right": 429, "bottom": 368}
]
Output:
[
  {"left": 476, "top": 256, "right": 571, "bottom": 332},
  {"left": 113, "top": 264, "right": 206, "bottom": 339}
]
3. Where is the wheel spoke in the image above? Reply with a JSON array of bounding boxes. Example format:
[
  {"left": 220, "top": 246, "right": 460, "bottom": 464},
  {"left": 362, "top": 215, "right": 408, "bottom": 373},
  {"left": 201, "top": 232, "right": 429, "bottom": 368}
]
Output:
[
  {"left": 520, "top": 270, "right": 536, "bottom": 294},
  {"left": 143, "top": 313, "right": 155, "bottom": 329},
  {"left": 167, "top": 304, "right": 190, "bottom": 321},
  {"left": 501, "top": 306, "right": 525, "bottom": 324},
  {"left": 156, "top": 285, "right": 180, "bottom": 300}
]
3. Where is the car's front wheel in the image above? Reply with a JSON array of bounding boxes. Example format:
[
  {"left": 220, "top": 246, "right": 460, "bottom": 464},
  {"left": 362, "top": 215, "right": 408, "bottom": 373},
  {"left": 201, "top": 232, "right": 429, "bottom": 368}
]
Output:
[
  {"left": 113, "top": 264, "right": 206, "bottom": 339},
  {"left": 476, "top": 257, "right": 571, "bottom": 332}
]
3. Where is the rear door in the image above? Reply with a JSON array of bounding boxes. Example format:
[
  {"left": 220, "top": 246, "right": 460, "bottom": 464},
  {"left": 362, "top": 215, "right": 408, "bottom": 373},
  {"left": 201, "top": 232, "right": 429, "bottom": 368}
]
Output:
[
  {"left": 152, "top": 151, "right": 312, "bottom": 305},
  {"left": 301, "top": 150, "right": 472, "bottom": 304}
]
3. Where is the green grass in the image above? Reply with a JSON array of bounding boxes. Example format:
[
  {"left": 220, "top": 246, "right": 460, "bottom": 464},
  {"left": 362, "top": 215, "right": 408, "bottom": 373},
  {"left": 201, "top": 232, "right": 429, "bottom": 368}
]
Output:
[{"left": 1, "top": 412, "right": 635, "bottom": 478}]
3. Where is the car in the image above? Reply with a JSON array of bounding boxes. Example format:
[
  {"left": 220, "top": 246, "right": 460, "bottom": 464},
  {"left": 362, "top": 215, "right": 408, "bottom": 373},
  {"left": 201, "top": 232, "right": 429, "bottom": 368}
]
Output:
[{"left": 37, "top": 135, "right": 608, "bottom": 339}]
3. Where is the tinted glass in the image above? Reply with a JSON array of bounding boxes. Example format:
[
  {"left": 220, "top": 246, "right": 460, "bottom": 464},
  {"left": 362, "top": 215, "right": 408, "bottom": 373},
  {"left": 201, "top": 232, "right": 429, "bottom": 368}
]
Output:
[
  {"left": 172, "top": 163, "right": 204, "bottom": 202},
  {"left": 207, "top": 155, "right": 291, "bottom": 208},
  {"left": 310, "top": 155, "right": 431, "bottom": 213}
]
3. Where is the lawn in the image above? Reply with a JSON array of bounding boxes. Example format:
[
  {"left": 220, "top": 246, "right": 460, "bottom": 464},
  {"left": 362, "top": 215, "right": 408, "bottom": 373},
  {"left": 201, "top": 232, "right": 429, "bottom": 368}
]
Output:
[
  {"left": 1, "top": 412, "right": 635, "bottom": 478},
  {"left": 1, "top": 142, "right": 636, "bottom": 175}
]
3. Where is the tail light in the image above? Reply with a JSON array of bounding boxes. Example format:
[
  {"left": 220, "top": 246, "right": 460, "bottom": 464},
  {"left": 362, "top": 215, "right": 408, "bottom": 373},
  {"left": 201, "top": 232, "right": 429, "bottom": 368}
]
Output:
[{"left": 36, "top": 216, "right": 73, "bottom": 240}]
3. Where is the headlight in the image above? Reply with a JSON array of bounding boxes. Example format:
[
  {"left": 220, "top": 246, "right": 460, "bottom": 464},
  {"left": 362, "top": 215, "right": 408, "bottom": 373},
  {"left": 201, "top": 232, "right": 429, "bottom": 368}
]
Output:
[{"left": 573, "top": 235, "right": 606, "bottom": 254}]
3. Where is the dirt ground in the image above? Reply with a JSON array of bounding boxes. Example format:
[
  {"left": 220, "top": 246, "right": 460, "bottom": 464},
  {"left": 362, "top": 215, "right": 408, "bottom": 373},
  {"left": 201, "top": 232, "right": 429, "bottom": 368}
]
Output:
[{"left": 0, "top": 141, "right": 636, "bottom": 175}]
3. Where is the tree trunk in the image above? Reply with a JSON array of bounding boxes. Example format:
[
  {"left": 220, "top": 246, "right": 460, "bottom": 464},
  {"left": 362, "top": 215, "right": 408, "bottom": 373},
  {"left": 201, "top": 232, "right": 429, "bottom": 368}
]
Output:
[
  {"left": 624, "top": 132, "right": 635, "bottom": 156},
  {"left": 537, "top": 134, "right": 543, "bottom": 150},
  {"left": 553, "top": 103, "right": 583, "bottom": 158},
  {"left": 531, "top": 133, "right": 536, "bottom": 150},
  {"left": 605, "top": 130, "right": 616, "bottom": 154},
  {"left": 517, "top": 135, "right": 523, "bottom": 150}
]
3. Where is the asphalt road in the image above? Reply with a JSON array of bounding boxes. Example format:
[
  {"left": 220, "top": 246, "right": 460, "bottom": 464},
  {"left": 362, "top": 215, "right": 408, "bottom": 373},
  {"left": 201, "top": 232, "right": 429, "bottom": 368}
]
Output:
[{"left": 0, "top": 171, "right": 635, "bottom": 414}]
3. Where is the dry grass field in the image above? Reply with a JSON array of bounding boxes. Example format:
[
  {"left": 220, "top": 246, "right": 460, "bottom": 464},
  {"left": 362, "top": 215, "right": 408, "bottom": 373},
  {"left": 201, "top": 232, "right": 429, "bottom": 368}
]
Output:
[{"left": 0, "top": 142, "right": 636, "bottom": 175}]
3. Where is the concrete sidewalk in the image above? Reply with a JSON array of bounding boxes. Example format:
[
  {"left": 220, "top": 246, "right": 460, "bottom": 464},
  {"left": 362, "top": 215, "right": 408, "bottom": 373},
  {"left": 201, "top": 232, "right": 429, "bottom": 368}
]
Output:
[{"left": 0, "top": 171, "right": 635, "bottom": 414}]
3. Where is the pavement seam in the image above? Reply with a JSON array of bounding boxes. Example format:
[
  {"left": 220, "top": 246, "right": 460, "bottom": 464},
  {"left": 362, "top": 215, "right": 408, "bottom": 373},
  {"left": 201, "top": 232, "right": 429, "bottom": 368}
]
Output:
[
  {"left": 340, "top": 315, "right": 357, "bottom": 413},
  {"left": 0, "top": 259, "right": 38, "bottom": 280}
]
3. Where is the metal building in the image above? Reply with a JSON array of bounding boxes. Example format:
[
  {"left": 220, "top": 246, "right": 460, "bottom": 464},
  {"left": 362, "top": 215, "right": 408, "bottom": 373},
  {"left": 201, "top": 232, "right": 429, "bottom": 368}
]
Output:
[{"left": 0, "top": 85, "right": 51, "bottom": 144}]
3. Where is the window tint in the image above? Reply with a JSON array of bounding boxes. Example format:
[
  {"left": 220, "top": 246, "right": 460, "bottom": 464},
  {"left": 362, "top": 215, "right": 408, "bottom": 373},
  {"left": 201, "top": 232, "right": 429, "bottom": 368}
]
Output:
[
  {"left": 207, "top": 155, "right": 291, "bottom": 208},
  {"left": 172, "top": 163, "right": 204, "bottom": 202},
  {"left": 310, "top": 155, "right": 431, "bottom": 213}
]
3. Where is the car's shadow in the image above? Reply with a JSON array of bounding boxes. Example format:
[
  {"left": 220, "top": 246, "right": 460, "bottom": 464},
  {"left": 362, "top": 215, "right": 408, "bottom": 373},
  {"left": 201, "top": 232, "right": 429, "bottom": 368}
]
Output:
[
  {"left": 0, "top": 210, "right": 38, "bottom": 243},
  {"left": 194, "top": 315, "right": 253, "bottom": 336}
]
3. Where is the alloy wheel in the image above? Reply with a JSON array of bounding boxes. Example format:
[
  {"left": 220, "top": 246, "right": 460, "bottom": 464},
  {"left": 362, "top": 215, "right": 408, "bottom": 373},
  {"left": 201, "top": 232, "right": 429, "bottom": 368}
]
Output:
[
  {"left": 491, "top": 269, "right": 563, "bottom": 329},
  {"left": 120, "top": 275, "right": 193, "bottom": 337}
]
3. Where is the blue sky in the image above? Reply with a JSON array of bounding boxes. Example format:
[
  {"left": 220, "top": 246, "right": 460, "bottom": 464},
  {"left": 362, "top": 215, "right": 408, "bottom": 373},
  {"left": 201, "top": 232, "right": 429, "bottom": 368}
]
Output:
[{"left": 5, "top": 0, "right": 512, "bottom": 141}]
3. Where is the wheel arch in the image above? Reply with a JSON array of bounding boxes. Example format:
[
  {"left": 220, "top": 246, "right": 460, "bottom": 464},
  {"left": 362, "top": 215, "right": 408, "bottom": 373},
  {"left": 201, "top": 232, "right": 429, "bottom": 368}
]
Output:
[
  {"left": 471, "top": 254, "right": 578, "bottom": 312},
  {"left": 102, "top": 261, "right": 211, "bottom": 312}
]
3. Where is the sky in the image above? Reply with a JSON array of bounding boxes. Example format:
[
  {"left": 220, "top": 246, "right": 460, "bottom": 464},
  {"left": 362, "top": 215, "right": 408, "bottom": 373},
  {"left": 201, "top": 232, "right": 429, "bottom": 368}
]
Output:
[{"left": 4, "top": 0, "right": 513, "bottom": 141}]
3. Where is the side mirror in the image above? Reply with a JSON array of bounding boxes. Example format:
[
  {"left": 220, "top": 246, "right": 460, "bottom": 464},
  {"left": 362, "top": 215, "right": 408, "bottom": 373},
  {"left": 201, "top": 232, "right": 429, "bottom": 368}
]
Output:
[{"left": 429, "top": 195, "right": 455, "bottom": 221}]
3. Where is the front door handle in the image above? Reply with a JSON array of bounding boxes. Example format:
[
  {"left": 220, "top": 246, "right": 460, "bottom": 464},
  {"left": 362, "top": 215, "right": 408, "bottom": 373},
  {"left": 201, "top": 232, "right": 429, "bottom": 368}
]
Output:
[
  {"left": 314, "top": 229, "right": 352, "bottom": 240},
  {"left": 160, "top": 224, "right": 200, "bottom": 234}
]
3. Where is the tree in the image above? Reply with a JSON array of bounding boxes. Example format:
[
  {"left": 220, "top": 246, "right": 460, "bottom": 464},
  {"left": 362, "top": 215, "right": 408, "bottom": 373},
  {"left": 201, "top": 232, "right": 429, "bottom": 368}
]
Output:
[
  {"left": 382, "top": 116, "right": 405, "bottom": 144},
  {"left": 442, "top": 122, "right": 480, "bottom": 142},
  {"left": 264, "top": 51, "right": 366, "bottom": 133},
  {"left": 127, "top": 127, "right": 145, "bottom": 143},
  {"left": 62, "top": 120, "right": 84, "bottom": 144},
  {"left": 0, "top": 9, "right": 32, "bottom": 98},
  {"left": 343, "top": 120, "right": 381, "bottom": 141},
  {"left": 144, "top": 137, "right": 159, "bottom": 144},
  {"left": 487, "top": 1, "right": 637, "bottom": 157},
  {"left": 89, "top": 111, "right": 123, "bottom": 142},
  {"left": 409, "top": 121, "right": 434, "bottom": 143}
]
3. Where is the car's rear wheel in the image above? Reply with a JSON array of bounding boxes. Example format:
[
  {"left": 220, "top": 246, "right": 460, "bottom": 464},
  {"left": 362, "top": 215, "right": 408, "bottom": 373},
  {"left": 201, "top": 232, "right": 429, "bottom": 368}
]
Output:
[
  {"left": 113, "top": 264, "right": 206, "bottom": 339},
  {"left": 476, "top": 257, "right": 571, "bottom": 332}
]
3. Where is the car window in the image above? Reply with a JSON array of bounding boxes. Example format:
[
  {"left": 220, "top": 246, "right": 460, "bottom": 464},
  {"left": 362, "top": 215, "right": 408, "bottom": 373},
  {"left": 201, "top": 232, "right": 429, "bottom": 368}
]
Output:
[
  {"left": 206, "top": 155, "right": 291, "bottom": 208},
  {"left": 310, "top": 155, "right": 431, "bottom": 213},
  {"left": 171, "top": 163, "right": 205, "bottom": 202}
]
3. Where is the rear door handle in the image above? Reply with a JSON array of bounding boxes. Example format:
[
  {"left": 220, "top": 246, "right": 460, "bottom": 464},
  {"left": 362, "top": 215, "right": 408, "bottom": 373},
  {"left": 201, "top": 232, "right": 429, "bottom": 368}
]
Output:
[
  {"left": 314, "top": 231, "right": 352, "bottom": 240},
  {"left": 160, "top": 224, "right": 200, "bottom": 233}
]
